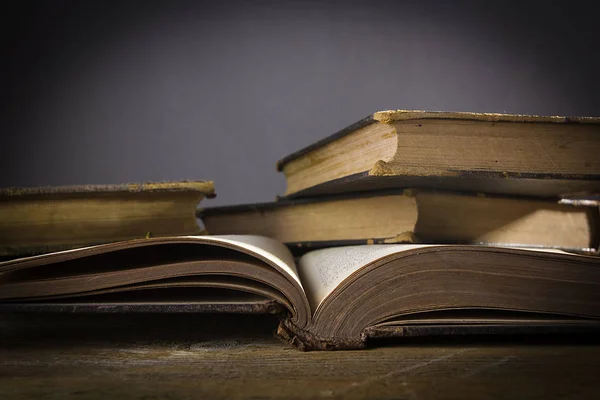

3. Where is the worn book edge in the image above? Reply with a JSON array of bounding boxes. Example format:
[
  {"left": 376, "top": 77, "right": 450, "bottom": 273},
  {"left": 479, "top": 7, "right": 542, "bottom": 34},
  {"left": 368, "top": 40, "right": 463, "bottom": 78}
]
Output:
[
  {"left": 275, "top": 319, "right": 366, "bottom": 351},
  {"left": 276, "top": 116, "right": 375, "bottom": 171},
  {"left": 0, "top": 181, "right": 216, "bottom": 198},
  {"left": 372, "top": 110, "right": 600, "bottom": 124}
]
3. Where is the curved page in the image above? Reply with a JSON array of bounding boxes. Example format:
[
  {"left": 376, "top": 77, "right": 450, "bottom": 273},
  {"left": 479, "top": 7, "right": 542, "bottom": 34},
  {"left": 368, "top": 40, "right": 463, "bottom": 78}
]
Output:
[
  {"left": 0, "top": 235, "right": 300, "bottom": 288},
  {"left": 298, "top": 244, "right": 574, "bottom": 313},
  {"left": 207, "top": 235, "right": 301, "bottom": 288}
]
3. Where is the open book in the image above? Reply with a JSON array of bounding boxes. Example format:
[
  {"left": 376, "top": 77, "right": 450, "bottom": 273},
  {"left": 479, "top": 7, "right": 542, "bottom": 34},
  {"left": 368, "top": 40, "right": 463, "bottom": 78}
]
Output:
[{"left": 1, "top": 235, "right": 599, "bottom": 350}]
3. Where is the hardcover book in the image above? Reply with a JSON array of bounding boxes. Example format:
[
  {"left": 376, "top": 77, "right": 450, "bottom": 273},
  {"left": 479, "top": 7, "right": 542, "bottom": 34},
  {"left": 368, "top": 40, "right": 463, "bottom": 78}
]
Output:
[
  {"left": 276, "top": 110, "right": 600, "bottom": 198},
  {"left": 1, "top": 235, "right": 599, "bottom": 351},
  {"left": 0, "top": 181, "right": 215, "bottom": 257},
  {"left": 198, "top": 190, "right": 599, "bottom": 253}
]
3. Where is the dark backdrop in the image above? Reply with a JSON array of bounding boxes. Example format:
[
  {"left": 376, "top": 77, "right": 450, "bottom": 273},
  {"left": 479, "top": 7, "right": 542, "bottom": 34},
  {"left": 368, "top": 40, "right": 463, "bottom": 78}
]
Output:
[{"left": 1, "top": 0, "right": 599, "bottom": 206}]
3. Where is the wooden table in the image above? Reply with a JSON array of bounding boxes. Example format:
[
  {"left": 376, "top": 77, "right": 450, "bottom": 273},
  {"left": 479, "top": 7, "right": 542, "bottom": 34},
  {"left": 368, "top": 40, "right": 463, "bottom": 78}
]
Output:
[{"left": 1, "top": 313, "right": 599, "bottom": 399}]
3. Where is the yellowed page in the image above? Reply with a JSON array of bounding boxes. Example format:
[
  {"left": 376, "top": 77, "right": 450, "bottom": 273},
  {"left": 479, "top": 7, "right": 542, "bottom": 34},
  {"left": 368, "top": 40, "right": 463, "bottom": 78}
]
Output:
[
  {"left": 297, "top": 245, "right": 427, "bottom": 312},
  {"left": 202, "top": 235, "right": 301, "bottom": 288},
  {"left": 0, "top": 235, "right": 301, "bottom": 289},
  {"left": 297, "top": 244, "right": 575, "bottom": 313}
]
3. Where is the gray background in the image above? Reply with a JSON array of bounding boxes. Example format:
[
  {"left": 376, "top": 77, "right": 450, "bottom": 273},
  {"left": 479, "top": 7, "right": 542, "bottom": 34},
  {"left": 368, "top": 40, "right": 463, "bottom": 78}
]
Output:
[{"left": 1, "top": 0, "right": 599, "bottom": 206}]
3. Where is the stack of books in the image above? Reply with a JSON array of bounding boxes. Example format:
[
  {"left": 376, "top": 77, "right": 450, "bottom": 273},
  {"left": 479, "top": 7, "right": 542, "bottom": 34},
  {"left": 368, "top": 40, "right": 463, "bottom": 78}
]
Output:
[{"left": 1, "top": 110, "right": 600, "bottom": 351}]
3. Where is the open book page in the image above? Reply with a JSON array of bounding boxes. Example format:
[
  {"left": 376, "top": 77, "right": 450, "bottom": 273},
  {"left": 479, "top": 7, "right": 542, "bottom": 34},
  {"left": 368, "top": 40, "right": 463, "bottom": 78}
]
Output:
[
  {"left": 297, "top": 244, "right": 578, "bottom": 313},
  {"left": 201, "top": 235, "right": 302, "bottom": 288},
  {"left": 0, "top": 235, "right": 302, "bottom": 290},
  {"left": 298, "top": 244, "right": 433, "bottom": 312}
]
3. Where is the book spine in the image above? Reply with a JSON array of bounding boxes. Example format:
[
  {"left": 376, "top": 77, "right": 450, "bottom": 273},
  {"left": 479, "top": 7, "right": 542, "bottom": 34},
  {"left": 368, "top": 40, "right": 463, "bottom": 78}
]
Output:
[{"left": 275, "top": 319, "right": 366, "bottom": 351}]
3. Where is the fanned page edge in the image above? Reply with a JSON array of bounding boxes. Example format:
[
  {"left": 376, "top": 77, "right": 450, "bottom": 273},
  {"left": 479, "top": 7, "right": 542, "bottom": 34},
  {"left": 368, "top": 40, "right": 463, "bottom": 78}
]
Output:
[
  {"left": 297, "top": 245, "right": 586, "bottom": 316},
  {"left": 0, "top": 235, "right": 302, "bottom": 290},
  {"left": 298, "top": 245, "right": 431, "bottom": 312}
]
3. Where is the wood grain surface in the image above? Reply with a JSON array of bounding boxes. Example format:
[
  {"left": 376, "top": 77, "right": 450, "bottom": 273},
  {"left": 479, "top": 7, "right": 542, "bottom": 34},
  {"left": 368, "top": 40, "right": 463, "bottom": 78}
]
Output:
[{"left": 1, "top": 313, "right": 599, "bottom": 399}]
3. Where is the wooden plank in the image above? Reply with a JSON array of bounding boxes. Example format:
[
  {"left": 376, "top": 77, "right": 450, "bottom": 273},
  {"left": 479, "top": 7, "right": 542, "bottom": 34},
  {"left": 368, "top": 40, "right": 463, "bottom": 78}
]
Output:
[{"left": 1, "top": 314, "right": 599, "bottom": 399}]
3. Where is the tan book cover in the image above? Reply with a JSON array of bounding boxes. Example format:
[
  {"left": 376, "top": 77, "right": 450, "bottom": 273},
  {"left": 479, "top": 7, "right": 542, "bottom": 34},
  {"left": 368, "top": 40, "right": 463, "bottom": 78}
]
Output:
[
  {"left": 198, "top": 190, "right": 599, "bottom": 253},
  {"left": 0, "top": 181, "right": 215, "bottom": 256},
  {"left": 277, "top": 110, "right": 600, "bottom": 198}
]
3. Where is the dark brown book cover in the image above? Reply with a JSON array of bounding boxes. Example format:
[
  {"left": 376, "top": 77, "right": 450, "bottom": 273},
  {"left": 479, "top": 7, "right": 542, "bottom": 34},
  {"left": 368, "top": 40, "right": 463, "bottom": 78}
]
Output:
[
  {"left": 276, "top": 319, "right": 600, "bottom": 351},
  {"left": 282, "top": 171, "right": 600, "bottom": 200},
  {"left": 0, "top": 299, "right": 283, "bottom": 315}
]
